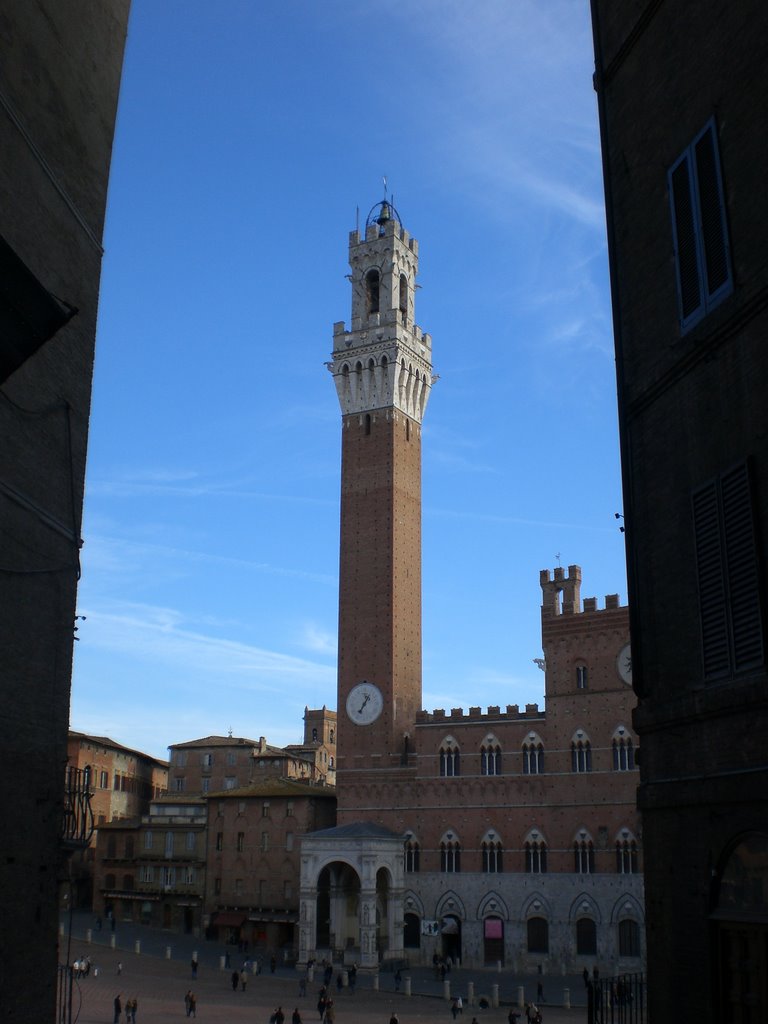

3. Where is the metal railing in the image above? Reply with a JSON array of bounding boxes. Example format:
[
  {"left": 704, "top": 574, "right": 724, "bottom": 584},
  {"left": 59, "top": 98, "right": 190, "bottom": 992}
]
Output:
[
  {"left": 587, "top": 974, "right": 647, "bottom": 1024},
  {"left": 61, "top": 765, "right": 94, "bottom": 851}
]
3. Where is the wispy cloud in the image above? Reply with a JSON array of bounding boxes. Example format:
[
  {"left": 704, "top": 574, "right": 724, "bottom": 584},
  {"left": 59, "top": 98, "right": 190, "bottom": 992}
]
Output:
[
  {"left": 79, "top": 602, "right": 337, "bottom": 688},
  {"left": 82, "top": 534, "right": 337, "bottom": 587}
]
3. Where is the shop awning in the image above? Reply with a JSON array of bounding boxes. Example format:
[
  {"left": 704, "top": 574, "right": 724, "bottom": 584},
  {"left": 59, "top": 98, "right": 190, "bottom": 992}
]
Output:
[{"left": 213, "top": 911, "right": 247, "bottom": 928}]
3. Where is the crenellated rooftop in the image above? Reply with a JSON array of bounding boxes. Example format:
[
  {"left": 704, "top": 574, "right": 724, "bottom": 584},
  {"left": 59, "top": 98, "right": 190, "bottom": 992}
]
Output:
[
  {"left": 540, "top": 564, "right": 624, "bottom": 617},
  {"left": 416, "top": 702, "right": 543, "bottom": 725}
]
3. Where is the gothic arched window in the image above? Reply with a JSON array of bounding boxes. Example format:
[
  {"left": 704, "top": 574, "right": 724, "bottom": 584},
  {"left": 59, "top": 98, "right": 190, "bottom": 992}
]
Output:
[
  {"left": 571, "top": 736, "right": 592, "bottom": 772},
  {"left": 439, "top": 740, "right": 460, "bottom": 777},
  {"left": 365, "top": 269, "right": 380, "bottom": 315},
  {"left": 399, "top": 273, "right": 408, "bottom": 319},
  {"left": 522, "top": 736, "right": 544, "bottom": 775},
  {"left": 481, "top": 740, "right": 502, "bottom": 776},
  {"left": 612, "top": 730, "right": 635, "bottom": 771},
  {"left": 440, "top": 835, "right": 461, "bottom": 873},
  {"left": 404, "top": 838, "right": 420, "bottom": 873},
  {"left": 616, "top": 832, "right": 639, "bottom": 874}
]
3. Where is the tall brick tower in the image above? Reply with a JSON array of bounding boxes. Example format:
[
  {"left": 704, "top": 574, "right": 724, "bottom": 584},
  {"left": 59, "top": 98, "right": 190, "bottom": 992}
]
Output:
[{"left": 328, "top": 199, "right": 434, "bottom": 776}]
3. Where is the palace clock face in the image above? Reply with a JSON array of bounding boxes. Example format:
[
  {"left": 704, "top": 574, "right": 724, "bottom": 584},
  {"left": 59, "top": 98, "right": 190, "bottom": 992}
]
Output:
[
  {"left": 617, "top": 643, "right": 633, "bottom": 685},
  {"left": 346, "top": 682, "right": 384, "bottom": 725}
]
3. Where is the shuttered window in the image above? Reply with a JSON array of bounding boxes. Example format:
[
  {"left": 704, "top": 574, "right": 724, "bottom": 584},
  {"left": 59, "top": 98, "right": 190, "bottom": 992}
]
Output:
[
  {"left": 669, "top": 119, "right": 732, "bottom": 331},
  {"left": 693, "top": 463, "right": 763, "bottom": 680}
]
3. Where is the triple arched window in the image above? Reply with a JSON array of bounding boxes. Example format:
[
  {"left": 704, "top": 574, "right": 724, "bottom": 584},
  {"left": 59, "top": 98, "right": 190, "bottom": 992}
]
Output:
[
  {"left": 522, "top": 734, "right": 544, "bottom": 774},
  {"left": 440, "top": 833, "right": 461, "bottom": 873},
  {"left": 404, "top": 838, "right": 420, "bottom": 873},
  {"left": 571, "top": 735, "right": 592, "bottom": 772},
  {"left": 525, "top": 830, "right": 547, "bottom": 873},
  {"left": 439, "top": 739, "right": 461, "bottom": 777},
  {"left": 480, "top": 737, "right": 502, "bottom": 776},
  {"left": 612, "top": 729, "right": 635, "bottom": 771},
  {"left": 482, "top": 836, "right": 503, "bottom": 873},
  {"left": 574, "top": 832, "right": 595, "bottom": 874},
  {"left": 616, "top": 831, "right": 639, "bottom": 873}
]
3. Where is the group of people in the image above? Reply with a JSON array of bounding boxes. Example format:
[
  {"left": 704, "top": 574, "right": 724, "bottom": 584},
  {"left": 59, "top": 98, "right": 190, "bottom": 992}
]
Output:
[
  {"left": 184, "top": 990, "right": 197, "bottom": 1017},
  {"left": 112, "top": 994, "right": 137, "bottom": 1023},
  {"left": 71, "top": 956, "right": 94, "bottom": 978}
]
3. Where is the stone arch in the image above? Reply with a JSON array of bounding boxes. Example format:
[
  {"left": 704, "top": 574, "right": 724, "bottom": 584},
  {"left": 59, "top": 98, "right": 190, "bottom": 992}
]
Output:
[
  {"left": 477, "top": 890, "right": 509, "bottom": 921},
  {"left": 521, "top": 891, "right": 551, "bottom": 919},
  {"left": 610, "top": 893, "right": 645, "bottom": 925},
  {"left": 435, "top": 890, "right": 466, "bottom": 922},
  {"left": 569, "top": 892, "right": 602, "bottom": 924}
]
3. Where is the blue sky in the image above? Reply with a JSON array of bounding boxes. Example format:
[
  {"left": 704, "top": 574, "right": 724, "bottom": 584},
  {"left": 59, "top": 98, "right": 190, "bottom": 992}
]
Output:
[{"left": 71, "top": 0, "right": 627, "bottom": 762}]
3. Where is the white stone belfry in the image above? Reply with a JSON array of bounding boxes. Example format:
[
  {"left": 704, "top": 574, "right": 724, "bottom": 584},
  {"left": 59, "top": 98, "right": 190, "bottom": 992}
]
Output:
[{"left": 328, "top": 205, "right": 435, "bottom": 422}]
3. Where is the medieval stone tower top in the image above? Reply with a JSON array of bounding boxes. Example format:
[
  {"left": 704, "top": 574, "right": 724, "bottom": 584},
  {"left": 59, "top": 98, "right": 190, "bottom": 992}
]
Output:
[
  {"left": 328, "top": 199, "right": 434, "bottom": 421},
  {"left": 329, "top": 200, "right": 434, "bottom": 780}
]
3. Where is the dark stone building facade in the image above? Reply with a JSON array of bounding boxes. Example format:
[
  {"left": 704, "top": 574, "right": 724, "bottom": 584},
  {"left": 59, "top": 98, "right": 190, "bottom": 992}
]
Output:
[
  {"left": 590, "top": 1, "right": 768, "bottom": 1020},
  {"left": 0, "top": 3, "right": 130, "bottom": 1019}
]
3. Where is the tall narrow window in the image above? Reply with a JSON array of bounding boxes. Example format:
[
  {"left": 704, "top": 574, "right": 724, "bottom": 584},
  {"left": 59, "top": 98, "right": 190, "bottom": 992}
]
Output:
[
  {"left": 404, "top": 839, "right": 420, "bottom": 872},
  {"left": 440, "top": 839, "right": 461, "bottom": 873},
  {"left": 365, "top": 269, "right": 380, "bottom": 315},
  {"left": 574, "top": 838, "right": 595, "bottom": 874},
  {"left": 693, "top": 463, "right": 764, "bottom": 680},
  {"left": 481, "top": 743, "right": 502, "bottom": 776},
  {"left": 482, "top": 840, "right": 503, "bottom": 873},
  {"left": 669, "top": 118, "right": 732, "bottom": 331},
  {"left": 525, "top": 839, "right": 547, "bottom": 873},
  {"left": 616, "top": 836, "right": 639, "bottom": 874},
  {"left": 522, "top": 739, "right": 544, "bottom": 775},
  {"left": 612, "top": 735, "right": 635, "bottom": 771},
  {"left": 576, "top": 664, "right": 588, "bottom": 689},
  {"left": 399, "top": 273, "right": 408, "bottom": 320},
  {"left": 439, "top": 742, "right": 460, "bottom": 777},
  {"left": 571, "top": 738, "right": 592, "bottom": 772}
]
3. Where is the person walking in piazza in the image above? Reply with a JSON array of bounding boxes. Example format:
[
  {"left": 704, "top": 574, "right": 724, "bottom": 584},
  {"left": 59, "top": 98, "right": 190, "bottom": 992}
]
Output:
[
  {"left": 113, "top": 994, "right": 121, "bottom": 1024},
  {"left": 240, "top": 968, "right": 248, "bottom": 991},
  {"left": 185, "top": 991, "right": 192, "bottom": 1016},
  {"left": 189, "top": 992, "right": 197, "bottom": 1018},
  {"left": 292, "top": 1009, "right": 303, "bottom": 1024},
  {"left": 390, "top": 1014, "right": 399, "bottom": 1024},
  {"left": 324, "top": 999, "right": 335, "bottom": 1024},
  {"left": 231, "top": 970, "right": 240, "bottom": 991}
]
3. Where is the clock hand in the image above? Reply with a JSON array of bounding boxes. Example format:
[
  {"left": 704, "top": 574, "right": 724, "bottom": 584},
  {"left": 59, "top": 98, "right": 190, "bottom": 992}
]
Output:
[{"left": 358, "top": 694, "right": 371, "bottom": 713}]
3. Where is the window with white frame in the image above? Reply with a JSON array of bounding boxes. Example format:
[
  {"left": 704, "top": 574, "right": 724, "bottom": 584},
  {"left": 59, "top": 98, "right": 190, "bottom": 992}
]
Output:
[
  {"left": 522, "top": 734, "right": 544, "bottom": 775},
  {"left": 224, "top": 777, "right": 236, "bottom": 790},
  {"left": 480, "top": 737, "right": 502, "bottom": 776},
  {"left": 439, "top": 738, "right": 460, "bottom": 777},
  {"left": 616, "top": 832, "right": 639, "bottom": 874},
  {"left": 571, "top": 735, "right": 592, "bottom": 773},
  {"left": 404, "top": 838, "right": 420, "bottom": 872},
  {"left": 576, "top": 663, "right": 588, "bottom": 689},
  {"left": 185, "top": 866, "right": 195, "bottom": 885},
  {"left": 482, "top": 833, "right": 503, "bottom": 873},
  {"left": 440, "top": 832, "right": 461, "bottom": 872},
  {"left": 525, "top": 831, "right": 547, "bottom": 873},
  {"left": 612, "top": 729, "right": 635, "bottom": 771},
  {"left": 669, "top": 117, "right": 732, "bottom": 331},
  {"left": 574, "top": 833, "right": 595, "bottom": 874},
  {"left": 201, "top": 752, "right": 213, "bottom": 768},
  {"left": 144, "top": 831, "right": 153, "bottom": 850}
]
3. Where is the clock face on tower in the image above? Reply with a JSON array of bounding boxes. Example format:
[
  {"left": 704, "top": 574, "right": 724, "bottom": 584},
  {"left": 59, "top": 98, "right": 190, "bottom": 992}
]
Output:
[
  {"left": 617, "top": 643, "right": 632, "bottom": 685},
  {"left": 345, "top": 681, "right": 384, "bottom": 725}
]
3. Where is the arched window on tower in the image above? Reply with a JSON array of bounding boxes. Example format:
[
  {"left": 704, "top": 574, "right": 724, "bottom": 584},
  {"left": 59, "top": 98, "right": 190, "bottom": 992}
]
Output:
[
  {"left": 364, "top": 413, "right": 371, "bottom": 436},
  {"left": 365, "top": 269, "right": 380, "bottom": 315},
  {"left": 399, "top": 273, "right": 408, "bottom": 322},
  {"left": 576, "top": 663, "right": 588, "bottom": 689},
  {"left": 439, "top": 739, "right": 460, "bottom": 777}
]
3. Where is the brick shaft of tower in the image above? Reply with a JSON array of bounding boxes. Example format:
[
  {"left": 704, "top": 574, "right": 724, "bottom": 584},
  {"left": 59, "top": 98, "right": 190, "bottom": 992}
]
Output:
[{"left": 328, "top": 206, "right": 434, "bottom": 768}]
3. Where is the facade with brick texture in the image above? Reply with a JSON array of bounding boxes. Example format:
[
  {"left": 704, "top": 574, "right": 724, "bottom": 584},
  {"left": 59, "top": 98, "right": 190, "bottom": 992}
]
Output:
[{"left": 590, "top": 0, "right": 768, "bottom": 1019}]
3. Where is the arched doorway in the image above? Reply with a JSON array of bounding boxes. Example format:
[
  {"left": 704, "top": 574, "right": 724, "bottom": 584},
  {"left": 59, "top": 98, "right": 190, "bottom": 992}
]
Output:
[
  {"left": 315, "top": 862, "right": 361, "bottom": 957},
  {"left": 713, "top": 832, "right": 768, "bottom": 1021},
  {"left": 483, "top": 916, "right": 504, "bottom": 965},
  {"left": 441, "top": 915, "right": 462, "bottom": 963},
  {"left": 404, "top": 912, "right": 420, "bottom": 950}
]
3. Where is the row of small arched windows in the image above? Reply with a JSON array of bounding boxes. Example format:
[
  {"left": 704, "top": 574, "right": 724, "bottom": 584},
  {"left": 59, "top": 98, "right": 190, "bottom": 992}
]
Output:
[
  {"left": 438, "top": 735, "right": 635, "bottom": 776},
  {"left": 404, "top": 833, "right": 639, "bottom": 875}
]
